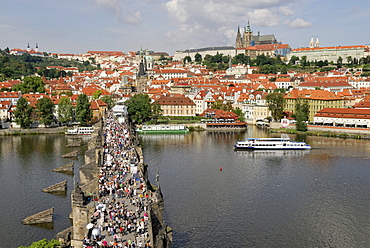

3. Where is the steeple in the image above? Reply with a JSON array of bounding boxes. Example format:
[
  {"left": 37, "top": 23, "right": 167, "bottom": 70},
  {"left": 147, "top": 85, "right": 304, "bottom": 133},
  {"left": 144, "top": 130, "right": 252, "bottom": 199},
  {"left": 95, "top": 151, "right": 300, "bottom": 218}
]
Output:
[
  {"left": 243, "top": 20, "right": 253, "bottom": 47},
  {"left": 27, "top": 43, "right": 31, "bottom": 52},
  {"left": 35, "top": 43, "right": 39, "bottom": 52},
  {"left": 236, "top": 26, "right": 243, "bottom": 48},
  {"left": 315, "top": 37, "right": 320, "bottom": 48},
  {"left": 246, "top": 20, "right": 252, "bottom": 33},
  {"left": 309, "top": 36, "right": 315, "bottom": 48}
]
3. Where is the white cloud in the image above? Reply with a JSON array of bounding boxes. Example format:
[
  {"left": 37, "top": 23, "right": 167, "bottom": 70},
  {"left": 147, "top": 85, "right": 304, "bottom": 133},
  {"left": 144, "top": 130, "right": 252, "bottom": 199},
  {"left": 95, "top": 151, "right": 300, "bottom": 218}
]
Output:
[
  {"left": 278, "top": 6, "right": 294, "bottom": 16},
  {"left": 163, "top": 0, "right": 301, "bottom": 48},
  {"left": 90, "top": 0, "right": 142, "bottom": 23},
  {"left": 285, "top": 18, "right": 312, "bottom": 28},
  {"left": 0, "top": 24, "right": 15, "bottom": 29},
  {"left": 247, "top": 9, "right": 280, "bottom": 27}
]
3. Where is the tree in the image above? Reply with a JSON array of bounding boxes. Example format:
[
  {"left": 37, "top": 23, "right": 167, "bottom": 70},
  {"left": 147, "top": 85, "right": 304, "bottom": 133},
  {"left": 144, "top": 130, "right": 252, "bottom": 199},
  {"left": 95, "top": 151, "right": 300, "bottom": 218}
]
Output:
[
  {"left": 337, "top": 56, "right": 343, "bottom": 68},
  {"left": 58, "top": 96, "right": 73, "bottom": 124},
  {"left": 266, "top": 92, "right": 285, "bottom": 121},
  {"left": 125, "top": 94, "right": 152, "bottom": 124},
  {"left": 35, "top": 97, "right": 55, "bottom": 126},
  {"left": 92, "top": 90, "right": 102, "bottom": 100},
  {"left": 183, "top": 56, "right": 192, "bottom": 64},
  {"left": 347, "top": 56, "right": 353, "bottom": 65},
  {"left": 289, "top": 55, "right": 299, "bottom": 65},
  {"left": 316, "top": 60, "right": 325, "bottom": 68},
  {"left": 203, "top": 54, "right": 213, "bottom": 63},
  {"left": 194, "top": 53, "right": 202, "bottom": 63},
  {"left": 75, "top": 94, "right": 92, "bottom": 125},
  {"left": 212, "top": 52, "right": 223, "bottom": 63},
  {"left": 13, "top": 97, "right": 33, "bottom": 128},
  {"left": 211, "top": 100, "right": 224, "bottom": 110},
  {"left": 100, "top": 95, "right": 114, "bottom": 109},
  {"left": 232, "top": 107, "right": 245, "bottom": 121},
  {"left": 300, "top": 56, "right": 308, "bottom": 67},
  {"left": 232, "top": 54, "right": 251, "bottom": 65},
  {"left": 151, "top": 101, "right": 163, "bottom": 124},
  {"left": 295, "top": 99, "right": 309, "bottom": 131},
  {"left": 18, "top": 238, "right": 60, "bottom": 248},
  {"left": 12, "top": 76, "right": 45, "bottom": 93}
]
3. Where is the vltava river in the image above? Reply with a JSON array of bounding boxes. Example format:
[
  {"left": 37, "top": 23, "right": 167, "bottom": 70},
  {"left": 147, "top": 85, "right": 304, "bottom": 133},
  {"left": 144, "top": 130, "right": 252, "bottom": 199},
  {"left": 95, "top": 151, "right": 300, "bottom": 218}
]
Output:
[
  {"left": 140, "top": 127, "right": 370, "bottom": 248},
  {"left": 0, "top": 134, "right": 87, "bottom": 248},
  {"left": 2, "top": 128, "right": 370, "bottom": 247}
]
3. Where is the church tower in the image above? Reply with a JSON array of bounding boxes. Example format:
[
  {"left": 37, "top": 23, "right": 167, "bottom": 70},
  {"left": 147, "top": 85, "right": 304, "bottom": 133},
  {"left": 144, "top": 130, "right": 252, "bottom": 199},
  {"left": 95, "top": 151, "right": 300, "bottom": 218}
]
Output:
[
  {"left": 242, "top": 20, "right": 253, "bottom": 47},
  {"left": 315, "top": 37, "right": 320, "bottom": 48},
  {"left": 27, "top": 43, "right": 31, "bottom": 52},
  {"left": 236, "top": 26, "right": 243, "bottom": 48},
  {"left": 35, "top": 43, "right": 39, "bottom": 52},
  {"left": 309, "top": 36, "right": 315, "bottom": 48}
]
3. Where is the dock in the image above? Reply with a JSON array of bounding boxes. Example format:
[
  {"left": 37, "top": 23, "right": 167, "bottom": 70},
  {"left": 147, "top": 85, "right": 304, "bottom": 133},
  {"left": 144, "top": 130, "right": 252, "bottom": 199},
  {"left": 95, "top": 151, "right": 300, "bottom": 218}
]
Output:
[
  {"left": 22, "top": 207, "right": 54, "bottom": 225},
  {"left": 42, "top": 180, "right": 67, "bottom": 193}
]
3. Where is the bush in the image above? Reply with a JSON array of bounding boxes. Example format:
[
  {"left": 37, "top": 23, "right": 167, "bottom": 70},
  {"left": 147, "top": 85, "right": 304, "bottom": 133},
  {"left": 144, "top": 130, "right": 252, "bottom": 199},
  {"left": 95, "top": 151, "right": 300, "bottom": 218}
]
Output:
[{"left": 18, "top": 238, "right": 60, "bottom": 248}]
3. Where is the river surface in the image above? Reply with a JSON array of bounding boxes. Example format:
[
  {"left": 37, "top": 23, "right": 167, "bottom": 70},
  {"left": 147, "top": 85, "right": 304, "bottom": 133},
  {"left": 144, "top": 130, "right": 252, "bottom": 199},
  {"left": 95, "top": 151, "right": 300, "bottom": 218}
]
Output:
[
  {"left": 2, "top": 128, "right": 370, "bottom": 247},
  {"left": 140, "top": 127, "right": 370, "bottom": 248},
  {"left": 0, "top": 134, "right": 88, "bottom": 248}
]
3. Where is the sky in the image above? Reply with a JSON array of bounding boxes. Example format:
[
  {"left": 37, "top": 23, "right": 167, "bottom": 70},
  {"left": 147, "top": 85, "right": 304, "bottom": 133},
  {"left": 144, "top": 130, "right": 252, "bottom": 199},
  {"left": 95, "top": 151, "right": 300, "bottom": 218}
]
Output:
[{"left": 1, "top": 0, "right": 370, "bottom": 55}]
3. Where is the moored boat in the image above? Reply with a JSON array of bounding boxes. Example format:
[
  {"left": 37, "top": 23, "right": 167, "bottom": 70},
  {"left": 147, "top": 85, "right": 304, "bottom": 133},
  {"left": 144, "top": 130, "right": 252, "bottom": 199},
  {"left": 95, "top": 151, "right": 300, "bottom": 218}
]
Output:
[
  {"left": 136, "top": 124, "right": 189, "bottom": 134},
  {"left": 234, "top": 138, "right": 311, "bottom": 150},
  {"left": 65, "top": 126, "right": 94, "bottom": 135}
]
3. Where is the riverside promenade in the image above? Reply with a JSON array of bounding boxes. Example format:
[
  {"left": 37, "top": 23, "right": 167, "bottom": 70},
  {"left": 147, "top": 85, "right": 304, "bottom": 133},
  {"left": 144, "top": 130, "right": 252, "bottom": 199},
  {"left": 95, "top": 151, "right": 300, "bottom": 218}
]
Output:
[{"left": 70, "top": 114, "right": 172, "bottom": 248}]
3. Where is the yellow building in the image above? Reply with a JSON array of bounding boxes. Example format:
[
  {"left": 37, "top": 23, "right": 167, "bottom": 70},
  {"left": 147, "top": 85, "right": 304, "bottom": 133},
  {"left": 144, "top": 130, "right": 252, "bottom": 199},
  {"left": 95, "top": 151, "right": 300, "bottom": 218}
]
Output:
[
  {"left": 90, "top": 99, "right": 108, "bottom": 123},
  {"left": 284, "top": 89, "right": 343, "bottom": 122},
  {"left": 155, "top": 95, "right": 196, "bottom": 116},
  {"left": 253, "top": 105, "right": 271, "bottom": 123}
]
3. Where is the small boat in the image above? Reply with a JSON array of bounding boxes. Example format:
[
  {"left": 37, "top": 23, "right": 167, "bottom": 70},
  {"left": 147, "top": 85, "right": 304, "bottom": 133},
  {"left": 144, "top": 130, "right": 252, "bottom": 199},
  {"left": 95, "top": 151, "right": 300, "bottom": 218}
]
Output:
[
  {"left": 234, "top": 138, "right": 311, "bottom": 150},
  {"left": 136, "top": 124, "right": 189, "bottom": 134},
  {"left": 65, "top": 126, "right": 94, "bottom": 135}
]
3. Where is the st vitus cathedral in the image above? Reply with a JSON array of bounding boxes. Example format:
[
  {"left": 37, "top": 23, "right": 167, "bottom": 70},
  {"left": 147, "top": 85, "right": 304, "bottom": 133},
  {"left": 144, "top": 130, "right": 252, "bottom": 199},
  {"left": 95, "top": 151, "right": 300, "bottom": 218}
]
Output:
[{"left": 235, "top": 21, "right": 278, "bottom": 48}]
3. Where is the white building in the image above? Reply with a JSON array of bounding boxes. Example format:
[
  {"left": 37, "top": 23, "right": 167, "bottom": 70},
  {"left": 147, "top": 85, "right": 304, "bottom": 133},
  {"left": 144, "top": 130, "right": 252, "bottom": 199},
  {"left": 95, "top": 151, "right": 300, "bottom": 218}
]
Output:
[
  {"left": 173, "top": 46, "right": 236, "bottom": 62},
  {"left": 287, "top": 45, "right": 368, "bottom": 63}
]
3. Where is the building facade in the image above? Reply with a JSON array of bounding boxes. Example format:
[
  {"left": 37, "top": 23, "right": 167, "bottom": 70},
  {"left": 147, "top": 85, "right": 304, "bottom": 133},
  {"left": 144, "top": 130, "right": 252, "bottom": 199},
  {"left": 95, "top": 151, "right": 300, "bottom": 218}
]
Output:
[
  {"left": 287, "top": 45, "right": 368, "bottom": 63},
  {"left": 284, "top": 89, "right": 344, "bottom": 122},
  {"left": 155, "top": 95, "right": 196, "bottom": 116}
]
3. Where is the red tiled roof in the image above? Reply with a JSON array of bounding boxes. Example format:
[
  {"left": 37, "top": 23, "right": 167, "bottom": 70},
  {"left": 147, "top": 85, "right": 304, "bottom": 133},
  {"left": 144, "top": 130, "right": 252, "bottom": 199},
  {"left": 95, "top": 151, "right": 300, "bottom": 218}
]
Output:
[{"left": 315, "top": 108, "right": 370, "bottom": 119}]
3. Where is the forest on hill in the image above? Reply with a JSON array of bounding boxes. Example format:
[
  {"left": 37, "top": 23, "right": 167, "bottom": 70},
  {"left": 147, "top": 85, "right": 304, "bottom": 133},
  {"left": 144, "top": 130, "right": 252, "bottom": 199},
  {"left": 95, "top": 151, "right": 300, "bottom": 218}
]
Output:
[{"left": 0, "top": 48, "right": 98, "bottom": 80}]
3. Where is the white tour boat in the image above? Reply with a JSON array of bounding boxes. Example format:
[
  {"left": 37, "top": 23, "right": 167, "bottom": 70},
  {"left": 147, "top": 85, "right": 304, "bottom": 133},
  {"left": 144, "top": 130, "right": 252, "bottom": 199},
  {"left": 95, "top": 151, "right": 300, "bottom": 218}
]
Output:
[
  {"left": 234, "top": 137, "right": 311, "bottom": 150},
  {"left": 65, "top": 126, "right": 94, "bottom": 135},
  {"left": 136, "top": 124, "right": 189, "bottom": 134}
]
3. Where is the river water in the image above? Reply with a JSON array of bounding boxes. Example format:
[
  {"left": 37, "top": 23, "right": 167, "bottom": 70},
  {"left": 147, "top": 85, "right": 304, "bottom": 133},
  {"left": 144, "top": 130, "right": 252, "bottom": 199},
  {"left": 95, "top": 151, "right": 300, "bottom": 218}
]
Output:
[
  {"left": 140, "top": 127, "right": 370, "bottom": 248},
  {"left": 0, "top": 134, "right": 87, "bottom": 248},
  {"left": 2, "top": 128, "right": 370, "bottom": 247}
]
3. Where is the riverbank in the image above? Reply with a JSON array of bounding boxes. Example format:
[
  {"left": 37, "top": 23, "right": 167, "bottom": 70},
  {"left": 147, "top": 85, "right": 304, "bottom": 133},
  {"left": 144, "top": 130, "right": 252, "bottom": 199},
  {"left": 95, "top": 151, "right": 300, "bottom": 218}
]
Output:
[
  {"left": 268, "top": 124, "right": 370, "bottom": 139},
  {"left": 0, "top": 127, "right": 66, "bottom": 135}
]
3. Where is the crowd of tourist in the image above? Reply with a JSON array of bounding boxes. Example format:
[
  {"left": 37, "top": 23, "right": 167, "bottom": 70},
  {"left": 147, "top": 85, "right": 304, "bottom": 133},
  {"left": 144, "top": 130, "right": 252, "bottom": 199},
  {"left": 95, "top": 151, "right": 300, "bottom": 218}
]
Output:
[{"left": 83, "top": 113, "right": 154, "bottom": 248}]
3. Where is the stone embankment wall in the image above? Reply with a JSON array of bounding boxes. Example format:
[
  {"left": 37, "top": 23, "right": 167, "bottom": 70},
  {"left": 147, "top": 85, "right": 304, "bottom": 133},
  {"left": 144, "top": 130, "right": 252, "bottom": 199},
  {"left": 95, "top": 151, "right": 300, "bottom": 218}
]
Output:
[{"left": 70, "top": 120, "right": 172, "bottom": 247}]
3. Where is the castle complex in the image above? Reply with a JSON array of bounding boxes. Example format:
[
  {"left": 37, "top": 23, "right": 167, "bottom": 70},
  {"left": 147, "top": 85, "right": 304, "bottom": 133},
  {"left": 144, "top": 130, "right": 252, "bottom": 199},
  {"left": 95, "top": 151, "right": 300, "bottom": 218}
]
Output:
[{"left": 236, "top": 21, "right": 278, "bottom": 48}]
